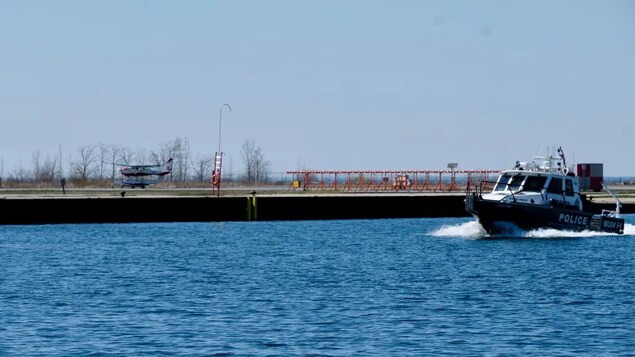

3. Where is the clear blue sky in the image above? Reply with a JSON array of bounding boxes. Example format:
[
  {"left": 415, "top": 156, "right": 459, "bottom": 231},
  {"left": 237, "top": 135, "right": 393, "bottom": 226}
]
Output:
[{"left": 1, "top": 0, "right": 634, "bottom": 176}]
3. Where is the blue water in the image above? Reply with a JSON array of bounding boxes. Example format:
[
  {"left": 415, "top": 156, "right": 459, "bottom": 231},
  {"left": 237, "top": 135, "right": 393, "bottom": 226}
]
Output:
[{"left": 2, "top": 216, "right": 635, "bottom": 356}]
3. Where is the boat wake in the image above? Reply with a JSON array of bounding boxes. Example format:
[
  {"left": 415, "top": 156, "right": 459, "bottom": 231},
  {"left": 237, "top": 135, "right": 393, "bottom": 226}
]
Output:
[
  {"left": 431, "top": 221, "right": 487, "bottom": 239},
  {"left": 525, "top": 227, "right": 624, "bottom": 238},
  {"left": 524, "top": 223, "right": 635, "bottom": 238},
  {"left": 431, "top": 221, "right": 635, "bottom": 239}
]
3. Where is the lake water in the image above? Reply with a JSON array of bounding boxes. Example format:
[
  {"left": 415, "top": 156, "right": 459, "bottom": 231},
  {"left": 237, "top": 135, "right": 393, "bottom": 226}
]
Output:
[{"left": 2, "top": 216, "right": 635, "bottom": 356}]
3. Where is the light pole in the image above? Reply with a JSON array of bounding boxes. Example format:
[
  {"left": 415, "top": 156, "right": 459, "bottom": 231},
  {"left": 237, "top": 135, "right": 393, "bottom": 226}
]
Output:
[
  {"left": 213, "top": 104, "right": 231, "bottom": 197},
  {"left": 218, "top": 104, "right": 232, "bottom": 155}
]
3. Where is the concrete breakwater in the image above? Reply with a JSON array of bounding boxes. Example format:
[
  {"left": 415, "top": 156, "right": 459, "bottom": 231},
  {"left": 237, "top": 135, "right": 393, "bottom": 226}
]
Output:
[{"left": 0, "top": 194, "right": 631, "bottom": 225}]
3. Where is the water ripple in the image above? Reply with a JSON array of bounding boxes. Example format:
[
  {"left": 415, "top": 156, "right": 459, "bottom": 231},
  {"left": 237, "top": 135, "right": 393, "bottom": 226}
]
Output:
[{"left": 1, "top": 216, "right": 635, "bottom": 355}]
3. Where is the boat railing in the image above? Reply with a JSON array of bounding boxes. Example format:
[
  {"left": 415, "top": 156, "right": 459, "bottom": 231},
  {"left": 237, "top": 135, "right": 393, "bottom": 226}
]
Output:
[
  {"left": 602, "top": 183, "right": 622, "bottom": 218},
  {"left": 601, "top": 209, "right": 619, "bottom": 218},
  {"left": 467, "top": 180, "right": 547, "bottom": 204},
  {"left": 466, "top": 180, "right": 497, "bottom": 197}
]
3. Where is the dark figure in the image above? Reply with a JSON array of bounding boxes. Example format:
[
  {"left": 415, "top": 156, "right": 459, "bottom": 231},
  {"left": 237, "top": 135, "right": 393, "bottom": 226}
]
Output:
[{"left": 60, "top": 178, "right": 66, "bottom": 194}]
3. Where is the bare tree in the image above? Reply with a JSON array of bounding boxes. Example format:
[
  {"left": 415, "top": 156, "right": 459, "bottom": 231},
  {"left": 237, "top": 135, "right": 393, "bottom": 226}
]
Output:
[
  {"left": 31, "top": 151, "right": 57, "bottom": 183},
  {"left": 152, "top": 141, "right": 174, "bottom": 166},
  {"left": 178, "top": 137, "right": 190, "bottom": 181},
  {"left": 58, "top": 144, "right": 64, "bottom": 180},
  {"left": 134, "top": 144, "right": 149, "bottom": 166},
  {"left": 109, "top": 144, "right": 122, "bottom": 181},
  {"left": 11, "top": 165, "right": 30, "bottom": 182},
  {"left": 96, "top": 144, "right": 111, "bottom": 180},
  {"left": 253, "top": 147, "right": 270, "bottom": 184},
  {"left": 153, "top": 137, "right": 192, "bottom": 182},
  {"left": 192, "top": 154, "right": 213, "bottom": 182},
  {"left": 240, "top": 139, "right": 270, "bottom": 184},
  {"left": 40, "top": 156, "right": 58, "bottom": 183},
  {"left": 32, "top": 151, "right": 41, "bottom": 182},
  {"left": 70, "top": 145, "right": 97, "bottom": 181},
  {"left": 117, "top": 146, "right": 135, "bottom": 165}
]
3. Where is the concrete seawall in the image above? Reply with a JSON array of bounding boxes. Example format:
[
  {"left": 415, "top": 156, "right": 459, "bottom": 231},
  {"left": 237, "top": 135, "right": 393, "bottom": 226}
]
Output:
[{"left": 0, "top": 194, "right": 631, "bottom": 225}]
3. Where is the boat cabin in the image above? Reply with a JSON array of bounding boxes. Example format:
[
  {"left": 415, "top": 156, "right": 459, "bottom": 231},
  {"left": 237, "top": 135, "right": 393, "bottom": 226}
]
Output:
[{"left": 482, "top": 158, "right": 582, "bottom": 211}]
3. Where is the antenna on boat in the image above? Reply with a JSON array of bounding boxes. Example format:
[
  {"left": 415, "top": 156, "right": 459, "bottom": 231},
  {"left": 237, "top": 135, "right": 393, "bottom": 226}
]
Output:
[{"left": 557, "top": 146, "right": 566, "bottom": 167}]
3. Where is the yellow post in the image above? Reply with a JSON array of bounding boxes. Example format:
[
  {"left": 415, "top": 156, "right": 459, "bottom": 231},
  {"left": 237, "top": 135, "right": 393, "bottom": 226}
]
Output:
[{"left": 246, "top": 196, "right": 252, "bottom": 221}]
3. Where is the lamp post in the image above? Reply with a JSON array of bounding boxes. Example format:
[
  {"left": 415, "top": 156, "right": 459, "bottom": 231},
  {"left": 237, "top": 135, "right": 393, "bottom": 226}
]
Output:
[
  {"left": 213, "top": 104, "right": 231, "bottom": 197},
  {"left": 218, "top": 104, "right": 232, "bottom": 155}
]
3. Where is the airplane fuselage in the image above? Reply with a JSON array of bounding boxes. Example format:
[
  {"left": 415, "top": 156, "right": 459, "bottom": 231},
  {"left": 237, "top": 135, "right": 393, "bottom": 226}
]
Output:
[{"left": 120, "top": 168, "right": 171, "bottom": 177}]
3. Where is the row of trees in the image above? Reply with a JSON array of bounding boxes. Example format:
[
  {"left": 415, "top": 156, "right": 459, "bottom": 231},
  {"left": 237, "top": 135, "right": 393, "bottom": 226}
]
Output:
[{"left": 1, "top": 137, "right": 271, "bottom": 186}]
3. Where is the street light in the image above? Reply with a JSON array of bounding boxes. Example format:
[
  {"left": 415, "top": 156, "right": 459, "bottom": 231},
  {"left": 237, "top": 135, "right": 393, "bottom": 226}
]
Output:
[
  {"left": 218, "top": 104, "right": 232, "bottom": 154},
  {"left": 213, "top": 104, "right": 231, "bottom": 197}
]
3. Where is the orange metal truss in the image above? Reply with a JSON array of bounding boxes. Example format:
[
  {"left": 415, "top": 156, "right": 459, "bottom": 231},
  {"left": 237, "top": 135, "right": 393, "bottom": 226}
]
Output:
[{"left": 286, "top": 169, "right": 501, "bottom": 193}]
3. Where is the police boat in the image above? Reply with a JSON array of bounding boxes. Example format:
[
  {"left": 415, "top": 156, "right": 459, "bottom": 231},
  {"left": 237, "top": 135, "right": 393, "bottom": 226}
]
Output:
[{"left": 465, "top": 147, "right": 624, "bottom": 235}]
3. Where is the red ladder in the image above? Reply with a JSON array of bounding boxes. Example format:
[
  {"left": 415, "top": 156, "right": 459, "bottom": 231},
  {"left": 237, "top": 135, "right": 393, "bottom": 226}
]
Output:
[{"left": 211, "top": 152, "right": 222, "bottom": 196}]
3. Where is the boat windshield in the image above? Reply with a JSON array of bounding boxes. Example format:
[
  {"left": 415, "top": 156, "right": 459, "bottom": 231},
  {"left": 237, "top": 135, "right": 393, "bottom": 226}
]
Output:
[
  {"left": 509, "top": 175, "right": 525, "bottom": 191},
  {"left": 547, "top": 177, "right": 563, "bottom": 194},
  {"left": 494, "top": 174, "right": 511, "bottom": 191},
  {"left": 524, "top": 176, "right": 547, "bottom": 192}
]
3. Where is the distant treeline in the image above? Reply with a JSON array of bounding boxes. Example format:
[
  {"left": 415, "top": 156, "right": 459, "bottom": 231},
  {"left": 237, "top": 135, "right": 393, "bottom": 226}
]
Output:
[{"left": 1, "top": 137, "right": 274, "bottom": 188}]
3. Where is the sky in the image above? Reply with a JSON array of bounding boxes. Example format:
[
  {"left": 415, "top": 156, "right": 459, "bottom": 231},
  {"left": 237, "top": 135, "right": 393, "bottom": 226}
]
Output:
[{"left": 1, "top": 0, "right": 634, "bottom": 176}]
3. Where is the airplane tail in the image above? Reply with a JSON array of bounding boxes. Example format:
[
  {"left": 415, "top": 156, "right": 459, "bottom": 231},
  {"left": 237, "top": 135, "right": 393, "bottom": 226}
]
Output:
[{"left": 164, "top": 157, "right": 174, "bottom": 172}]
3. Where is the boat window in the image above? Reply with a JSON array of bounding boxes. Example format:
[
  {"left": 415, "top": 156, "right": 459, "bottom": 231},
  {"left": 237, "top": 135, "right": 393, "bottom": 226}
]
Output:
[
  {"left": 494, "top": 174, "right": 511, "bottom": 191},
  {"left": 565, "top": 179, "right": 574, "bottom": 196},
  {"left": 524, "top": 176, "right": 547, "bottom": 192},
  {"left": 547, "top": 177, "right": 563, "bottom": 194},
  {"left": 509, "top": 175, "right": 525, "bottom": 191}
]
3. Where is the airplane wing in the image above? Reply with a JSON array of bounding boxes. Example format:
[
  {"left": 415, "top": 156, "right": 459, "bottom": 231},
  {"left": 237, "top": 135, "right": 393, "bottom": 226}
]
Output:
[
  {"left": 112, "top": 162, "right": 157, "bottom": 166},
  {"left": 113, "top": 158, "right": 170, "bottom": 168},
  {"left": 127, "top": 164, "right": 161, "bottom": 169}
]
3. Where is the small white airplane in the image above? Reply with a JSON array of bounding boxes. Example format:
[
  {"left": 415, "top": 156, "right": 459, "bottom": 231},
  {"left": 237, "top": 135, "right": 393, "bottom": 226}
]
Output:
[
  {"left": 115, "top": 157, "right": 173, "bottom": 188},
  {"left": 120, "top": 157, "right": 173, "bottom": 177}
]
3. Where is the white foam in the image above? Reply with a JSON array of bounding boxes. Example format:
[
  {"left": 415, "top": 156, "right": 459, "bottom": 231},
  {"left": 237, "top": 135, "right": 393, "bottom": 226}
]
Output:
[
  {"left": 622, "top": 223, "right": 635, "bottom": 236},
  {"left": 526, "top": 223, "right": 635, "bottom": 238},
  {"left": 524, "top": 228, "right": 613, "bottom": 238},
  {"left": 431, "top": 221, "right": 486, "bottom": 239},
  {"left": 431, "top": 222, "right": 635, "bottom": 239}
]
